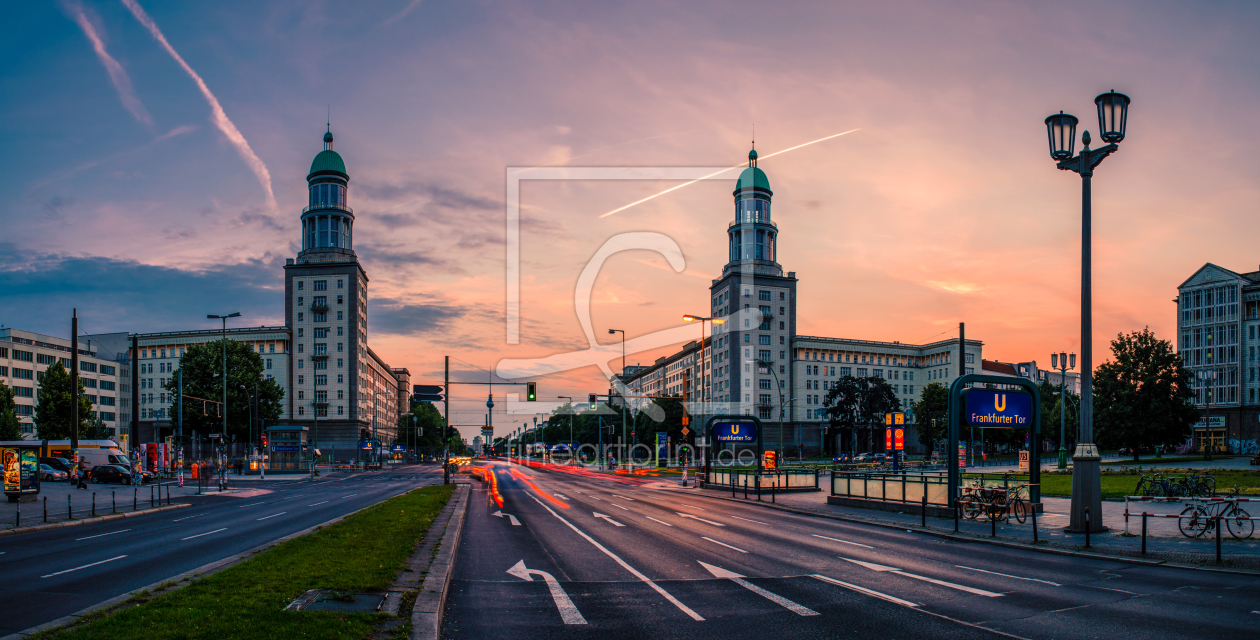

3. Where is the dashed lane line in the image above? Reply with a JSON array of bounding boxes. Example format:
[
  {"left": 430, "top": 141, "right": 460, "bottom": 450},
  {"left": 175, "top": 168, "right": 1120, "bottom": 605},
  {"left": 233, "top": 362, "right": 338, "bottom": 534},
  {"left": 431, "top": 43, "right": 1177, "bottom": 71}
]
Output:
[
  {"left": 811, "top": 574, "right": 919, "bottom": 607},
  {"left": 956, "top": 565, "right": 1061, "bottom": 586},
  {"left": 75, "top": 529, "right": 130, "bottom": 541},
  {"left": 812, "top": 534, "right": 873, "bottom": 548},
  {"left": 645, "top": 516, "right": 674, "bottom": 527},
  {"left": 701, "top": 537, "right": 748, "bottom": 553},
  {"left": 609, "top": 503, "right": 630, "bottom": 511},
  {"left": 256, "top": 512, "right": 287, "bottom": 521},
  {"left": 41, "top": 556, "right": 127, "bottom": 578},
  {"left": 729, "top": 515, "right": 770, "bottom": 525},
  {"left": 309, "top": 501, "right": 329, "bottom": 506},
  {"left": 180, "top": 528, "right": 228, "bottom": 541}
]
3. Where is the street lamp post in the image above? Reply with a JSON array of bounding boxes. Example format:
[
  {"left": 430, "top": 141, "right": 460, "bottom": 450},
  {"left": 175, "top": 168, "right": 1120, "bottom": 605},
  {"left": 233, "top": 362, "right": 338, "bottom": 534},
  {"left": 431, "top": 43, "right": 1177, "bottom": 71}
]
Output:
[
  {"left": 609, "top": 328, "right": 629, "bottom": 466},
  {"left": 1198, "top": 370, "right": 1215, "bottom": 461},
  {"left": 1050, "top": 352, "right": 1076, "bottom": 469},
  {"left": 206, "top": 312, "right": 240, "bottom": 453},
  {"left": 1045, "top": 90, "right": 1130, "bottom": 533},
  {"left": 683, "top": 315, "right": 725, "bottom": 463},
  {"left": 756, "top": 358, "right": 792, "bottom": 460},
  {"left": 558, "top": 396, "right": 573, "bottom": 463}
]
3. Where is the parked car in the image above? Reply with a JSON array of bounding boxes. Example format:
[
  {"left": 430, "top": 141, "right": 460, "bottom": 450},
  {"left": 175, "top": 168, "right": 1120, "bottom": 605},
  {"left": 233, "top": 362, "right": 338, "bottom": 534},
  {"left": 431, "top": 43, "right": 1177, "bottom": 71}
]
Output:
[
  {"left": 832, "top": 454, "right": 850, "bottom": 463},
  {"left": 91, "top": 464, "right": 135, "bottom": 485},
  {"left": 854, "top": 453, "right": 872, "bottom": 463},
  {"left": 41, "top": 457, "right": 74, "bottom": 473},
  {"left": 874, "top": 453, "right": 888, "bottom": 462},
  {"left": 40, "top": 463, "right": 68, "bottom": 482}
]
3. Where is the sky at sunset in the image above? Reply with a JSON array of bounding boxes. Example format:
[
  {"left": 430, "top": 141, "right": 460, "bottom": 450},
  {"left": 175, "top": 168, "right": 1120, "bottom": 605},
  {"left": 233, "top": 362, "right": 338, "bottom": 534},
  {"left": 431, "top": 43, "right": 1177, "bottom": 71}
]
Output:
[{"left": 4, "top": 1, "right": 1260, "bottom": 438}]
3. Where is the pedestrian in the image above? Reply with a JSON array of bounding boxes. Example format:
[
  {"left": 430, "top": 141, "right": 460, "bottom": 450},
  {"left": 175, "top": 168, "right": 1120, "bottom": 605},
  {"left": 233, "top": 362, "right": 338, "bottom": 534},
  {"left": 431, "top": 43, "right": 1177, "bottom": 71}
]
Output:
[{"left": 76, "top": 464, "right": 88, "bottom": 489}]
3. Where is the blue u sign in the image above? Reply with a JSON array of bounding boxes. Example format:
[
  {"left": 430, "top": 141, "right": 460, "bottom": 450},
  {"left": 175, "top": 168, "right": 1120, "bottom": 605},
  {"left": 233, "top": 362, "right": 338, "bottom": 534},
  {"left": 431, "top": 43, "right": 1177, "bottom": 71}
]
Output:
[
  {"left": 964, "top": 390, "right": 1032, "bottom": 428},
  {"left": 713, "top": 421, "right": 757, "bottom": 443}
]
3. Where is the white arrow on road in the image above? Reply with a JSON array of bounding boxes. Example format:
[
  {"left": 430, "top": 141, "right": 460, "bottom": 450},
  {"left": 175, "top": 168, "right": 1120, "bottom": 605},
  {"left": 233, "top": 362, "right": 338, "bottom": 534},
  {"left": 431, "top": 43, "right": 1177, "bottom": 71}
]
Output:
[
  {"left": 840, "top": 557, "right": 1003, "bottom": 597},
  {"left": 507, "top": 560, "right": 587, "bottom": 624},
  {"left": 677, "top": 512, "right": 725, "bottom": 526},
  {"left": 491, "top": 510, "right": 521, "bottom": 526},
  {"left": 593, "top": 512, "right": 625, "bottom": 526},
  {"left": 699, "top": 562, "right": 819, "bottom": 616}
]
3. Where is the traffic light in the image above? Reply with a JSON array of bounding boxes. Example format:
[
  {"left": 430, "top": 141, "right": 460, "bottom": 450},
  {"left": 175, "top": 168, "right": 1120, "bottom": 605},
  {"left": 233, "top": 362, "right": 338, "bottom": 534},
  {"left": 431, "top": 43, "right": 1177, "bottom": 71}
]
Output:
[
  {"left": 260, "top": 434, "right": 268, "bottom": 447},
  {"left": 526, "top": 382, "right": 537, "bottom": 402},
  {"left": 588, "top": 393, "right": 597, "bottom": 409},
  {"left": 413, "top": 384, "right": 444, "bottom": 402},
  {"left": 681, "top": 415, "right": 690, "bottom": 426}
]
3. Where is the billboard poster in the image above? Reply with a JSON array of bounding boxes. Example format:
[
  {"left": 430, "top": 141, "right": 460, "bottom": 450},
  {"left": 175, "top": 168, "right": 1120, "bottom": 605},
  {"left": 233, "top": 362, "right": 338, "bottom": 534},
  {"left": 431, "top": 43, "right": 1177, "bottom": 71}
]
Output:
[
  {"left": 894, "top": 428, "right": 905, "bottom": 451},
  {"left": 885, "top": 428, "right": 892, "bottom": 451},
  {"left": 958, "top": 443, "right": 966, "bottom": 469},
  {"left": 2, "top": 448, "right": 18, "bottom": 492}
]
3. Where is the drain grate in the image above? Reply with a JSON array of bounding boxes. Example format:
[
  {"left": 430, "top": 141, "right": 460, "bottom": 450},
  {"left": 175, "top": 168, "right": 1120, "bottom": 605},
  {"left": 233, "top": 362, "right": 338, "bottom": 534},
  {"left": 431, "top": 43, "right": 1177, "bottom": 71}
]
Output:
[{"left": 285, "top": 589, "right": 387, "bottom": 613}]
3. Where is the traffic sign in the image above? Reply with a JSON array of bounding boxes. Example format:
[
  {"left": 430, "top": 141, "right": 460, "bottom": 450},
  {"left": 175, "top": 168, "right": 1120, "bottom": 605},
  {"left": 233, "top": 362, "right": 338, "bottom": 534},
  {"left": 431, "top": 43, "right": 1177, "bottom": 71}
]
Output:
[
  {"left": 681, "top": 427, "right": 690, "bottom": 436},
  {"left": 964, "top": 389, "right": 1031, "bottom": 428},
  {"left": 713, "top": 421, "right": 756, "bottom": 443},
  {"left": 1018, "top": 450, "right": 1029, "bottom": 471},
  {"left": 413, "top": 384, "right": 444, "bottom": 402}
]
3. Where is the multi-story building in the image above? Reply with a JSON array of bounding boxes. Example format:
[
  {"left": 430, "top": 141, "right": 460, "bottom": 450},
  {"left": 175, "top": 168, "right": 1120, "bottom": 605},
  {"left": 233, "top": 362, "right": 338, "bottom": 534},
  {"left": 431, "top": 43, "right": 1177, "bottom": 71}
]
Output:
[
  {"left": 1175, "top": 263, "right": 1260, "bottom": 454},
  {"left": 0, "top": 328, "right": 124, "bottom": 439},
  {"left": 124, "top": 327, "right": 292, "bottom": 443},
  {"left": 620, "top": 148, "right": 984, "bottom": 455},
  {"left": 283, "top": 129, "right": 410, "bottom": 458}
]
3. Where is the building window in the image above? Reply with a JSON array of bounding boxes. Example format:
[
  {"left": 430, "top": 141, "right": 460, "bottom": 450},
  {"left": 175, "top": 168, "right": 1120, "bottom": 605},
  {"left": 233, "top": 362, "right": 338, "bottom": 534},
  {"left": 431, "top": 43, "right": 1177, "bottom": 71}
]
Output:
[
  {"left": 298, "top": 375, "right": 304, "bottom": 385},
  {"left": 337, "top": 374, "right": 344, "bottom": 383},
  {"left": 759, "top": 335, "right": 771, "bottom": 345},
  {"left": 338, "top": 406, "right": 345, "bottom": 415},
  {"left": 337, "top": 279, "right": 344, "bottom": 288},
  {"left": 337, "top": 358, "right": 344, "bottom": 368},
  {"left": 314, "top": 280, "right": 327, "bottom": 291},
  {"left": 298, "top": 406, "right": 305, "bottom": 415},
  {"left": 298, "top": 312, "right": 304, "bottom": 322},
  {"left": 338, "top": 389, "right": 344, "bottom": 399}
]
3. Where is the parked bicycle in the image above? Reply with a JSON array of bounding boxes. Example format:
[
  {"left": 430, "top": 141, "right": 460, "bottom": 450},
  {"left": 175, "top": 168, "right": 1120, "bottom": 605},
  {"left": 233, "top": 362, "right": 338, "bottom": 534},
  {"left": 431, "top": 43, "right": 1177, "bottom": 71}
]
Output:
[
  {"left": 958, "top": 481, "right": 1031, "bottom": 524},
  {"left": 1177, "top": 487, "right": 1253, "bottom": 539}
]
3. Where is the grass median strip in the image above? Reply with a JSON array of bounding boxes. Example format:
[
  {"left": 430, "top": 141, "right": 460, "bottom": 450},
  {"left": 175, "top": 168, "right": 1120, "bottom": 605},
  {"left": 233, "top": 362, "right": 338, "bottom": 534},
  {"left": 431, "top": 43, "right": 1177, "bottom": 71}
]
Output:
[{"left": 36, "top": 484, "right": 455, "bottom": 640}]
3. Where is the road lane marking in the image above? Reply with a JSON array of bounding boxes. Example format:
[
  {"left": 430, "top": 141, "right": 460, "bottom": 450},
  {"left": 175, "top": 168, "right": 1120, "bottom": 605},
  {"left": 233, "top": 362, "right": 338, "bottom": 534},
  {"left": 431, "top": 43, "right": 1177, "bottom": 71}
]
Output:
[
  {"left": 645, "top": 516, "right": 674, "bottom": 526},
  {"left": 812, "top": 534, "right": 873, "bottom": 548},
  {"left": 593, "top": 512, "right": 625, "bottom": 526},
  {"left": 492, "top": 510, "right": 522, "bottom": 526},
  {"left": 257, "top": 512, "right": 287, "bottom": 521},
  {"left": 238, "top": 502, "right": 266, "bottom": 508},
  {"left": 309, "top": 501, "right": 329, "bottom": 506},
  {"left": 611, "top": 494, "right": 635, "bottom": 501},
  {"left": 677, "top": 513, "right": 725, "bottom": 526},
  {"left": 172, "top": 514, "right": 202, "bottom": 522},
  {"left": 730, "top": 515, "right": 770, "bottom": 525},
  {"left": 811, "top": 574, "right": 920, "bottom": 607},
  {"left": 340, "top": 494, "right": 358, "bottom": 499},
  {"left": 41, "top": 555, "right": 127, "bottom": 578},
  {"left": 181, "top": 528, "right": 228, "bottom": 541},
  {"left": 525, "top": 493, "right": 704, "bottom": 621},
  {"left": 699, "top": 562, "right": 818, "bottom": 616},
  {"left": 76, "top": 529, "right": 131, "bottom": 541},
  {"left": 609, "top": 503, "right": 630, "bottom": 511},
  {"left": 956, "top": 565, "right": 1061, "bottom": 586},
  {"left": 506, "top": 560, "right": 587, "bottom": 624},
  {"left": 840, "top": 558, "right": 1002, "bottom": 597},
  {"left": 676, "top": 503, "right": 707, "bottom": 511},
  {"left": 701, "top": 537, "right": 747, "bottom": 553}
]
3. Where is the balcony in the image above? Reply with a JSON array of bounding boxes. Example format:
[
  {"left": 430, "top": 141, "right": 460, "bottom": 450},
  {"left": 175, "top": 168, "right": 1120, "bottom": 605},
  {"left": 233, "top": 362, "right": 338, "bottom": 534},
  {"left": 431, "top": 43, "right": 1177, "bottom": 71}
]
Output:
[
  {"left": 310, "top": 300, "right": 330, "bottom": 312},
  {"left": 302, "top": 203, "right": 353, "bottom": 215}
]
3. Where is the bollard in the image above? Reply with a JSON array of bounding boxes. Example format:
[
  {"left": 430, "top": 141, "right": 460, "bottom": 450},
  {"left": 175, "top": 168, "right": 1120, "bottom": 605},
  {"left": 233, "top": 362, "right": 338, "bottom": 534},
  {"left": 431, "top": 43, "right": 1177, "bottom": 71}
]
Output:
[
  {"left": 15, "top": 500, "right": 19, "bottom": 528},
  {"left": 1085, "top": 507, "right": 1091, "bottom": 548},
  {"left": 151, "top": 484, "right": 155, "bottom": 508},
  {"left": 744, "top": 477, "right": 748, "bottom": 500},
  {"left": 772, "top": 476, "right": 776, "bottom": 504},
  {"left": 68, "top": 494, "right": 72, "bottom": 520},
  {"left": 756, "top": 474, "right": 761, "bottom": 501},
  {"left": 1141, "top": 512, "right": 1147, "bottom": 554},
  {"left": 1216, "top": 515, "right": 1222, "bottom": 563},
  {"left": 44, "top": 496, "right": 47, "bottom": 523},
  {"left": 991, "top": 507, "right": 997, "bottom": 537},
  {"left": 134, "top": 487, "right": 137, "bottom": 510},
  {"left": 1032, "top": 508, "right": 1038, "bottom": 542},
  {"left": 922, "top": 493, "right": 927, "bottom": 528},
  {"left": 954, "top": 500, "right": 960, "bottom": 532},
  {"left": 167, "top": 484, "right": 171, "bottom": 505},
  {"left": 112, "top": 490, "right": 116, "bottom": 514},
  {"left": 732, "top": 475, "right": 736, "bottom": 498},
  {"left": 1124, "top": 497, "right": 1129, "bottom": 535},
  {"left": 92, "top": 492, "right": 96, "bottom": 517}
]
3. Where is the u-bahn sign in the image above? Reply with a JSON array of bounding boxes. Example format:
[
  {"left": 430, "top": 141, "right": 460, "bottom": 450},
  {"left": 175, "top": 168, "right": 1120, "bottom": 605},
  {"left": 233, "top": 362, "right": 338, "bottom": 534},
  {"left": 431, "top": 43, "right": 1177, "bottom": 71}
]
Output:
[
  {"left": 964, "top": 389, "right": 1032, "bottom": 428},
  {"left": 712, "top": 421, "right": 757, "bottom": 443}
]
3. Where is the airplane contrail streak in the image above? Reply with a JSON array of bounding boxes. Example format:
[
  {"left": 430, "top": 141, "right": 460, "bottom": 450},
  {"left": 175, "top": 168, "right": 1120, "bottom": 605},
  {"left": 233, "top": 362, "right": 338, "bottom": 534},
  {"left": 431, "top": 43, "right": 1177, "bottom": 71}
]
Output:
[{"left": 598, "top": 128, "right": 859, "bottom": 218}]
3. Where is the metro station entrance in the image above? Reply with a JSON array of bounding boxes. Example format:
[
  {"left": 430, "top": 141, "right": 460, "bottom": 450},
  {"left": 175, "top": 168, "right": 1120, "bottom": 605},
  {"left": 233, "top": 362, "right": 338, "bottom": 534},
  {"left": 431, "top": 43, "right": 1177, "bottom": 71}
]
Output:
[{"left": 1195, "top": 428, "right": 1225, "bottom": 453}]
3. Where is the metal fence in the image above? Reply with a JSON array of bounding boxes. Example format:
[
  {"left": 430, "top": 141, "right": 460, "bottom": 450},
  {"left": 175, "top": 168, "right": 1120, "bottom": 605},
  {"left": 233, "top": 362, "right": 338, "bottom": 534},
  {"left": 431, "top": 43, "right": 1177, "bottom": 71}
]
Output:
[{"left": 831, "top": 471, "right": 950, "bottom": 505}]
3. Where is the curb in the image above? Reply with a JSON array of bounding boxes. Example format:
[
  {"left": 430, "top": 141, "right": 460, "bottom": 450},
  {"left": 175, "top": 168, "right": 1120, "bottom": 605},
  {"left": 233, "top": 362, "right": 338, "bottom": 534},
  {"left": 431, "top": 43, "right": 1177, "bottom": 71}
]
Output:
[
  {"left": 411, "top": 483, "right": 471, "bottom": 640},
  {"left": 0, "top": 486, "right": 422, "bottom": 640},
  {"left": 0, "top": 503, "right": 191, "bottom": 537}
]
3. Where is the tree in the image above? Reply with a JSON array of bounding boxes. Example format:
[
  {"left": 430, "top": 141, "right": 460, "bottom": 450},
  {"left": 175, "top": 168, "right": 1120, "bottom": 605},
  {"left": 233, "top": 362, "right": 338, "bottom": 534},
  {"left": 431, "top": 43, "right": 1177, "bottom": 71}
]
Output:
[
  {"left": 34, "top": 362, "right": 94, "bottom": 440},
  {"left": 910, "top": 382, "right": 949, "bottom": 452},
  {"left": 83, "top": 414, "right": 112, "bottom": 440},
  {"left": 163, "top": 340, "right": 285, "bottom": 442},
  {"left": 822, "top": 376, "right": 899, "bottom": 454},
  {"left": 1094, "top": 327, "right": 1198, "bottom": 461},
  {"left": 401, "top": 400, "right": 445, "bottom": 451},
  {"left": 0, "top": 381, "right": 21, "bottom": 440}
]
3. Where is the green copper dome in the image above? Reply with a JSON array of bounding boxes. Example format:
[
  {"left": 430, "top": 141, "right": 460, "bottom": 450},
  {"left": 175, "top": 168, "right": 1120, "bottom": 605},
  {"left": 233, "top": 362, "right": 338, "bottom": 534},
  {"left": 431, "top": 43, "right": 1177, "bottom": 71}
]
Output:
[
  {"left": 309, "top": 150, "right": 347, "bottom": 178},
  {"left": 733, "top": 165, "right": 772, "bottom": 197}
]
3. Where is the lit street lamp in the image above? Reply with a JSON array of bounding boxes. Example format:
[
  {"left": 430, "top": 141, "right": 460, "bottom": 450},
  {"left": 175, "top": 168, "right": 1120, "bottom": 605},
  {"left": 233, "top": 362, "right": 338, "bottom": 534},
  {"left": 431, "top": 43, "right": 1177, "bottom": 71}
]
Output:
[
  {"left": 1044, "top": 90, "right": 1130, "bottom": 533},
  {"left": 1197, "top": 369, "right": 1216, "bottom": 461},
  {"left": 608, "top": 328, "right": 629, "bottom": 464},
  {"left": 683, "top": 315, "right": 725, "bottom": 459},
  {"left": 1050, "top": 352, "right": 1076, "bottom": 469},
  {"left": 206, "top": 312, "right": 240, "bottom": 454}
]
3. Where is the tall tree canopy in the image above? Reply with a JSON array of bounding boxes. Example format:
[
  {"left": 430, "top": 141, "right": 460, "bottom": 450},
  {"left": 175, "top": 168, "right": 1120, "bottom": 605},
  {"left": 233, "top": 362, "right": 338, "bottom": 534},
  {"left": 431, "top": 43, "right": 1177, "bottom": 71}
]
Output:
[
  {"left": 163, "top": 339, "right": 285, "bottom": 442},
  {"left": 0, "top": 380, "right": 22, "bottom": 440},
  {"left": 910, "top": 382, "right": 949, "bottom": 452},
  {"left": 34, "top": 361, "right": 95, "bottom": 440},
  {"left": 822, "top": 375, "right": 899, "bottom": 454},
  {"left": 1094, "top": 328, "right": 1198, "bottom": 460}
]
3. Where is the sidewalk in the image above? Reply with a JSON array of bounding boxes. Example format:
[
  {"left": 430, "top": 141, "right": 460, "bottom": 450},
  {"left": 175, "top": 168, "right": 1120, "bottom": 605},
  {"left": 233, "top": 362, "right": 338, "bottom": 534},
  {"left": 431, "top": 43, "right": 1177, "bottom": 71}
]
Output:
[
  {"left": 671, "top": 476, "right": 1260, "bottom": 570},
  {"left": 1, "top": 479, "right": 203, "bottom": 531}
]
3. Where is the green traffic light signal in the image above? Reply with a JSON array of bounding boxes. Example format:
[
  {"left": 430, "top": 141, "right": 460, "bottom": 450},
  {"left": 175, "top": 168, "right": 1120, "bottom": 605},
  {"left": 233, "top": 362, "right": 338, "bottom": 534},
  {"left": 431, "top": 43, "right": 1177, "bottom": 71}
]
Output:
[{"left": 526, "top": 382, "right": 537, "bottom": 401}]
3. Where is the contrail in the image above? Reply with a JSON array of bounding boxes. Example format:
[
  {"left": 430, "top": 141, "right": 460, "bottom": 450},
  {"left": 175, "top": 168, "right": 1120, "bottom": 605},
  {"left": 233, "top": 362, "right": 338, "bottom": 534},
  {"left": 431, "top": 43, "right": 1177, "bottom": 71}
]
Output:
[
  {"left": 121, "top": 0, "right": 277, "bottom": 212},
  {"left": 64, "top": 1, "right": 153, "bottom": 128},
  {"left": 598, "top": 128, "right": 860, "bottom": 218}
]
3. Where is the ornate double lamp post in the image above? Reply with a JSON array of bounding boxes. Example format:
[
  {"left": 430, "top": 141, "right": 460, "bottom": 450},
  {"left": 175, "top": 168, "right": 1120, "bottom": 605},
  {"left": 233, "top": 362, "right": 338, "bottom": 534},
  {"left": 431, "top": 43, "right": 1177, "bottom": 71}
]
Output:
[
  {"left": 1050, "top": 352, "right": 1076, "bottom": 469},
  {"left": 1044, "top": 90, "right": 1130, "bottom": 533}
]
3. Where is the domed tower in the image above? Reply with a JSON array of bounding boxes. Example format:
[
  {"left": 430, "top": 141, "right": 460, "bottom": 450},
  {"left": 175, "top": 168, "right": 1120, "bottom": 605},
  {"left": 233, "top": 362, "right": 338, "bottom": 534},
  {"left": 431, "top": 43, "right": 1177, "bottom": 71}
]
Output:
[
  {"left": 725, "top": 147, "right": 782, "bottom": 277},
  {"left": 709, "top": 144, "right": 797, "bottom": 421},
  {"left": 300, "top": 129, "right": 355, "bottom": 257}
]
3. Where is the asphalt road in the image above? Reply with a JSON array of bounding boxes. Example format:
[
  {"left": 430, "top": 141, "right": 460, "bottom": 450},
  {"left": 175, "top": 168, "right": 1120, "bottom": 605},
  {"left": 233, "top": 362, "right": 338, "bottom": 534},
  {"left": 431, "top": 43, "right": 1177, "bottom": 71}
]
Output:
[
  {"left": 0, "top": 464, "right": 444, "bottom": 637},
  {"left": 444, "top": 460, "right": 1260, "bottom": 640}
]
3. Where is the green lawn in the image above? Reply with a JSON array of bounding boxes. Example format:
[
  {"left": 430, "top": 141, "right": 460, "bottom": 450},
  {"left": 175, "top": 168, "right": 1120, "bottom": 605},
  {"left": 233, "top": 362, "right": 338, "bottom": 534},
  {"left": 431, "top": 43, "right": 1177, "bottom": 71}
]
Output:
[
  {"left": 1039, "top": 472, "right": 1260, "bottom": 499},
  {"left": 38, "top": 484, "right": 456, "bottom": 640}
]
